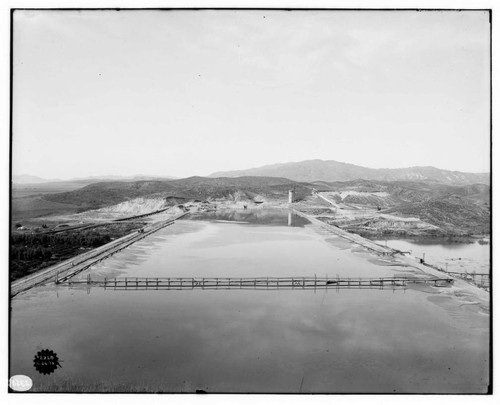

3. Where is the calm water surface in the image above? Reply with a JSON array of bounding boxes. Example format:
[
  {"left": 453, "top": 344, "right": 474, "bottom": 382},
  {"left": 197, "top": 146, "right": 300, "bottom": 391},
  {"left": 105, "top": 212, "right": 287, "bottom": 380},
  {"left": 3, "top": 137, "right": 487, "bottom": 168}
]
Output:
[{"left": 10, "top": 209, "right": 489, "bottom": 393}]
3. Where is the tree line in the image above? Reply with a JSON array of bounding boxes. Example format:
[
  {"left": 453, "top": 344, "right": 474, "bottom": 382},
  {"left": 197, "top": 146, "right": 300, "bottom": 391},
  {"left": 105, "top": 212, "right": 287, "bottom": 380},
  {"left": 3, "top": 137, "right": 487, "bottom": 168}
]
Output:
[{"left": 10, "top": 232, "right": 111, "bottom": 261}]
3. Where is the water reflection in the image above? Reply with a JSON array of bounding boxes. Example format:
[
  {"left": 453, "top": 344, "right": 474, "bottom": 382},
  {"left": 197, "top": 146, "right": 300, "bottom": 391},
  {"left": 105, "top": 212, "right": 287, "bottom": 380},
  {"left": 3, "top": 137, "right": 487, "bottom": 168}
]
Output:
[
  {"left": 11, "top": 284, "right": 488, "bottom": 393},
  {"left": 10, "top": 209, "right": 490, "bottom": 393}
]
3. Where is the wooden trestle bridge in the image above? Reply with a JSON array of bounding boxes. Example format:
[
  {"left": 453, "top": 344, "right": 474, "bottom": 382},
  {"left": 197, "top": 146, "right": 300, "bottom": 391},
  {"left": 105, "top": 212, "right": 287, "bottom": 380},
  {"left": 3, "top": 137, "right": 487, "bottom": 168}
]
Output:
[{"left": 56, "top": 274, "right": 455, "bottom": 291}]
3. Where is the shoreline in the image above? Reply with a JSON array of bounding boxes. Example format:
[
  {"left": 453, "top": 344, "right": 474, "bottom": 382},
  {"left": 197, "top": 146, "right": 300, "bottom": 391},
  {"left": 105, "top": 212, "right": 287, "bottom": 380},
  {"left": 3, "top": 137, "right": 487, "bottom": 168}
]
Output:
[{"left": 292, "top": 207, "right": 490, "bottom": 312}]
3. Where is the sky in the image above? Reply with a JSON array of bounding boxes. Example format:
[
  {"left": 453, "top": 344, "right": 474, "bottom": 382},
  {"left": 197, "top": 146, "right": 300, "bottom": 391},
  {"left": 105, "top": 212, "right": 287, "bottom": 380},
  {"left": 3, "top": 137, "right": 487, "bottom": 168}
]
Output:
[{"left": 12, "top": 9, "right": 491, "bottom": 179}]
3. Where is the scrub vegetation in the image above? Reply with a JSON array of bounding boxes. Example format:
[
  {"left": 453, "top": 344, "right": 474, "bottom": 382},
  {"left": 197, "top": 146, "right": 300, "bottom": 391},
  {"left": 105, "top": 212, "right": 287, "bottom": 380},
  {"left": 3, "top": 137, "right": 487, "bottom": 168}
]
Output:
[{"left": 10, "top": 222, "right": 144, "bottom": 281}]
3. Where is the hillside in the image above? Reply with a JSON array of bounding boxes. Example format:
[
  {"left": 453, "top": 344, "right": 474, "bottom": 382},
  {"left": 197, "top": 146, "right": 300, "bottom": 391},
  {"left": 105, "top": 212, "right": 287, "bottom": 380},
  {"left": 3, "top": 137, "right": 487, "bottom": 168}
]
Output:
[
  {"left": 12, "top": 175, "right": 178, "bottom": 199},
  {"left": 42, "top": 176, "right": 312, "bottom": 210},
  {"left": 310, "top": 180, "right": 490, "bottom": 235},
  {"left": 383, "top": 199, "right": 490, "bottom": 234},
  {"left": 16, "top": 176, "right": 490, "bottom": 236},
  {"left": 314, "top": 180, "right": 490, "bottom": 206},
  {"left": 210, "top": 159, "right": 490, "bottom": 185}
]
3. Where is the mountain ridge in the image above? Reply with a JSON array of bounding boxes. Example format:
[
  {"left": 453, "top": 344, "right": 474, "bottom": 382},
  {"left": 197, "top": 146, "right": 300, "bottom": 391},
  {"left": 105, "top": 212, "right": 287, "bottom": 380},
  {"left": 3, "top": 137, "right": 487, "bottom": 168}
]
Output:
[{"left": 209, "top": 159, "right": 489, "bottom": 185}]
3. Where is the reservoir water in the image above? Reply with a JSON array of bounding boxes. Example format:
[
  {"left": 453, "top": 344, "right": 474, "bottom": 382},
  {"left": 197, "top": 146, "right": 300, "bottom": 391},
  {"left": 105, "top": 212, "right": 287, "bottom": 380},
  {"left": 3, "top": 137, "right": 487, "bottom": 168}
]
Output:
[{"left": 10, "top": 209, "right": 490, "bottom": 393}]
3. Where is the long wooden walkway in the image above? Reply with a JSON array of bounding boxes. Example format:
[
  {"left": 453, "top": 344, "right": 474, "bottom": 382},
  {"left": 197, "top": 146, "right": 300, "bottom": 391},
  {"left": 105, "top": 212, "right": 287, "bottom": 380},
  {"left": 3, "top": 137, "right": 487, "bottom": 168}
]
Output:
[{"left": 57, "top": 275, "right": 454, "bottom": 290}]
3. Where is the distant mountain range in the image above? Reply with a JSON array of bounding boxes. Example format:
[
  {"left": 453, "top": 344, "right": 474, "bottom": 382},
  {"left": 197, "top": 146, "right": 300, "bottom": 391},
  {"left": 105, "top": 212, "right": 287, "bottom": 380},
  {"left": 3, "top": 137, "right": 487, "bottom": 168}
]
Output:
[
  {"left": 13, "top": 159, "right": 490, "bottom": 188},
  {"left": 12, "top": 174, "right": 62, "bottom": 184},
  {"left": 12, "top": 174, "right": 176, "bottom": 185},
  {"left": 210, "top": 159, "right": 490, "bottom": 186}
]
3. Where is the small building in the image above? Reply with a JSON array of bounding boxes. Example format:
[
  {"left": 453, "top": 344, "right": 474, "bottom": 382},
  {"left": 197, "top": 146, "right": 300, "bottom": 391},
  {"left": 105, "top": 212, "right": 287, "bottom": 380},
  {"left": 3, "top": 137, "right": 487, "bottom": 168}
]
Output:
[{"left": 288, "top": 188, "right": 295, "bottom": 204}]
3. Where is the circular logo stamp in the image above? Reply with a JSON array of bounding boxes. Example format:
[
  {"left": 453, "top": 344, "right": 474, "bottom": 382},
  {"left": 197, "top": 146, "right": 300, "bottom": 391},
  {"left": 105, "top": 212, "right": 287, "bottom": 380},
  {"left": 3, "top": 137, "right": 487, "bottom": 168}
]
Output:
[{"left": 33, "top": 349, "right": 62, "bottom": 375}]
